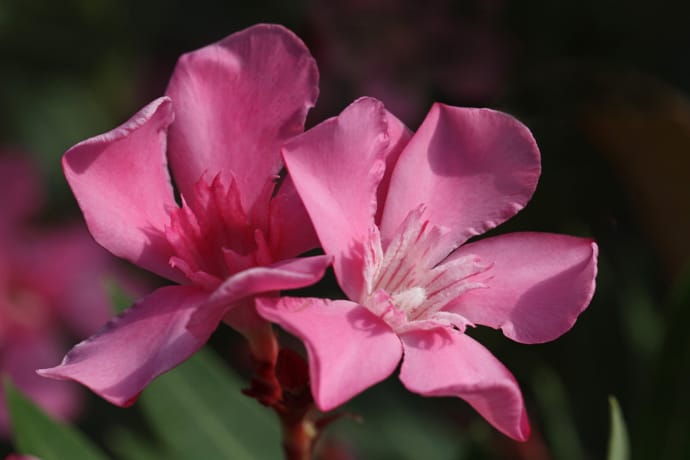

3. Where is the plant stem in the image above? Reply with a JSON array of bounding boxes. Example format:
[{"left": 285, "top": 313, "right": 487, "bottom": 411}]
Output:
[
  {"left": 244, "top": 329, "right": 320, "bottom": 458},
  {"left": 281, "top": 414, "right": 316, "bottom": 460}
]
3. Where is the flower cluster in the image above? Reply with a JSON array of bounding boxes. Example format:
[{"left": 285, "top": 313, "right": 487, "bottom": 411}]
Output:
[
  {"left": 40, "top": 24, "right": 598, "bottom": 441},
  {"left": 0, "top": 154, "right": 116, "bottom": 435}
]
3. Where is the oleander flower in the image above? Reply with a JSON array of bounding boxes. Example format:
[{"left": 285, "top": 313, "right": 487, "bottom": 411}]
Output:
[
  {"left": 256, "top": 97, "right": 598, "bottom": 440},
  {"left": 0, "top": 154, "right": 113, "bottom": 435},
  {"left": 39, "top": 24, "right": 331, "bottom": 406}
]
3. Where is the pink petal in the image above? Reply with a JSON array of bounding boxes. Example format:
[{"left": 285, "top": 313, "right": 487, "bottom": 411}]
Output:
[
  {"left": 282, "top": 97, "right": 390, "bottom": 299},
  {"left": 37, "top": 285, "right": 210, "bottom": 406},
  {"left": 380, "top": 104, "right": 541, "bottom": 261},
  {"left": 165, "top": 24, "right": 319, "bottom": 214},
  {"left": 62, "top": 97, "right": 182, "bottom": 283},
  {"left": 187, "top": 255, "right": 333, "bottom": 337},
  {"left": 268, "top": 175, "right": 319, "bottom": 260},
  {"left": 375, "top": 110, "right": 413, "bottom": 224},
  {"left": 256, "top": 297, "right": 402, "bottom": 411},
  {"left": 445, "top": 232, "right": 598, "bottom": 343},
  {"left": 399, "top": 329, "right": 530, "bottom": 441}
]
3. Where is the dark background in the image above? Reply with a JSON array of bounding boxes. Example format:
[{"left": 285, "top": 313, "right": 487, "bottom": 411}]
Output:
[{"left": 2, "top": 1, "right": 690, "bottom": 458}]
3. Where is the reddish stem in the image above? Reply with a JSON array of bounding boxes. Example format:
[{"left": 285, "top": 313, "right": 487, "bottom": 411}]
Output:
[
  {"left": 243, "top": 336, "right": 320, "bottom": 459},
  {"left": 280, "top": 413, "right": 316, "bottom": 460}
]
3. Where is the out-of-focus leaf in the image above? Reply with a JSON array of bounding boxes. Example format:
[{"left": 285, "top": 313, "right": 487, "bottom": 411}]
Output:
[
  {"left": 7, "top": 77, "right": 111, "bottom": 163},
  {"left": 4, "top": 378, "right": 110, "bottom": 460},
  {"left": 607, "top": 397, "right": 630, "bottom": 460},
  {"left": 531, "top": 368, "right": 586, "bottom": 460},
  {"left": 106, "top": 427, "right": 160, "bottom": 460},
  {"left": 104, "top": 278, "right": 133, "bottom": 314},
  {"left": 137, "top": 346, "right": 281, "bottom": 460},
  {"left": 637, "top": 270, "right": 690, "bottom": 459},
  {"left": 333, "top": 380, "right": 467, "bottom": 460},
  {"left": 618, "top": 284, "right": 664, "bottom": 362}
]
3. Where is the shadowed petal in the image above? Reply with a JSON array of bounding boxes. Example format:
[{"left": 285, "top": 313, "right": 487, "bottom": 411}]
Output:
[
  {"left": 37, "top": 285, "right": 210, "bottom": 406},
  {"left": 375, "top": 110, "right": 413, "bottom": 224},
  {"left": 444, "top": 232, "right": 598, "bottom": 343},
  {"left": 187, "top": 255, "right": 332, "bottom": 336},
  {"left": 282, "top": 97, "right": 390, "bottom": 299},
  {"left": 165, "top": 24, "right": 319, "bottom": 213},
  {"left": 268, "top": 175, "right": 320, "bottom": 260},
  {"left": 256, "top": 297, "right": 402, "bottom": 411},
  {"left": 381, "top": 104, "right": 541, "bottom": 261},
  {"left": 400, "top": 329, "right": 530, "bottom": 441},
  {"left": 62, "top": 97, "right": 182, "bottom": 283}
]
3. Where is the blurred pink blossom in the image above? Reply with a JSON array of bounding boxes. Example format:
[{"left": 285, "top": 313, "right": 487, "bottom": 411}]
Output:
[
  {"left": 0, "top": 154, "right": 114, "bottom": 436},
  {"left": 257, "top": 98, "right": 598, "bottom": 440},
  {"left": 39, "top": 24, "right": 330, "bottom": 407}
]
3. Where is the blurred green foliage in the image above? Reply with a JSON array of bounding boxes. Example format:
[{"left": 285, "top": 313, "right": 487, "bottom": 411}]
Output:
[
  {"left": 607, "top": 397, "right": 630, "bottom": 460},
  {"left": 4, "top": 379, "right": 110, "bottom": 460},
  {"left": 131, "top": 347, "right": 282, "bottom": 459},
  {"left": 6, "top": 348, "right": 282, "bottom": 459}
]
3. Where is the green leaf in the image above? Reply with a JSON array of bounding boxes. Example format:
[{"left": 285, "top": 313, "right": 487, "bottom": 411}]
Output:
[
  {"left": 4, "top": 378, "right": 111, "bottom": 460},
  {"left": 636, "top": 270, "right": 690, "bottom": 459},
  {"left": 607, "top": 396, "right": 630, "bottom": 460},
  {"left": 531, "top": 367, "right": 587, "bottom": 460},
  {"left": 335, "top": 380, "right": 467, "bottom": 459},
  {"left": 136, "top": 347, "right": 282, "bottom": 460},
  {"left": 105, "top": 427, "right": 161, "bottom": 460}
]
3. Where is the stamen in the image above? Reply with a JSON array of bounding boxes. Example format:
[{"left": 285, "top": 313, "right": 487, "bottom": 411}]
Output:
[
  {"left": 361, "top": 206, "right": 487, "bottom": 333},
  {"left": 391, "top": 287, "right": 427, "bottom": 312}
]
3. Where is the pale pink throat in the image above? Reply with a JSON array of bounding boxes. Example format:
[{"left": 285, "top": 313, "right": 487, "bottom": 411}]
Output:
[{"left": 361, "top": 206, "right": 488, "bottom": 333}]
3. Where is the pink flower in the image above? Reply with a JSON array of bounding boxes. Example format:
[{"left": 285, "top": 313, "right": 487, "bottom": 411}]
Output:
[
  {"left": 256, "top": 98, "right": 598, "bottom": 440},
  {"left": 38, "top": 24, "right": 331, "bottom": 406},
  {"left": 0, "top": 154, "right": 114, "bottom": 436}
]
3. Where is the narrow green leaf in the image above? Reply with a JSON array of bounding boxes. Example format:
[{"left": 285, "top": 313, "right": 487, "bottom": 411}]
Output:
[
  {"left": 531, "top": 367, "right": 587, "bottom": 460},
  {"left": 4, "top": 378, "right": 110, "bottom": 460},
  {"left": 106, "top": 427, "right": 161, "bottom": 460},
  {"left": 137, "top": 347, "right": 282, "bottom": 460},
  {"left": 607, "top": 396, "right": 630, "bottom": 460}
]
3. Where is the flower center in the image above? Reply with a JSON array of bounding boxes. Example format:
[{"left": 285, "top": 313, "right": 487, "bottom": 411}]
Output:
[
  {"left": 165, "top": 174, "right": 272, "bottom": 289},
  {"left": 391, "top": 287, "right": 427, "bottom": 312},
  {"left": 361, "top": 206, "right": 487, "bottom": 333}
]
